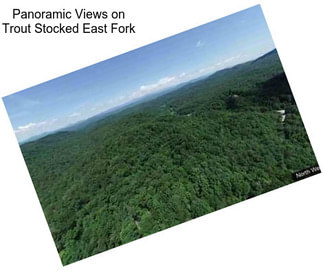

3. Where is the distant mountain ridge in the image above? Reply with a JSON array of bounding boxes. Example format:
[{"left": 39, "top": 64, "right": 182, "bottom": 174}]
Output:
[{"left": 21, "top": 49, "right": 278, "bottom": 145}]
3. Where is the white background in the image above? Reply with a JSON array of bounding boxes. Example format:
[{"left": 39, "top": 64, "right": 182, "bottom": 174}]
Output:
[{"left": 0, "top": 0, "right": 322, "bottom": 270}]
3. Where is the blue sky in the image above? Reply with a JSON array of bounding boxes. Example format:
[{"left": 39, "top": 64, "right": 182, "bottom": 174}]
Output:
[{"left": 3, "top": 5, "right": 275, "bottom": 143}]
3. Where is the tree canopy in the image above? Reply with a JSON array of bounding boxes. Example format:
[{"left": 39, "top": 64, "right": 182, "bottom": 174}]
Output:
[{"left": 21, "top": 50, "right": 317, "bottom": 265}]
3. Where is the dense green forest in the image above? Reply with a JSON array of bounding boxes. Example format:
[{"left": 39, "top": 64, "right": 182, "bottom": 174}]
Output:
[{"left": 21, "top": 49, "right": 317, "bottom": 265}]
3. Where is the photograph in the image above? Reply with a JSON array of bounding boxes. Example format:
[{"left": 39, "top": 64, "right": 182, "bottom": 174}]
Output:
[{"left": 2, "top": 5, "right": 319, "bottom": 265}]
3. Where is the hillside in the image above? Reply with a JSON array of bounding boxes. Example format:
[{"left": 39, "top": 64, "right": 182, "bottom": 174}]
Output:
[{"left": 21, "top": 50, "right": 317, "bottom": 265}]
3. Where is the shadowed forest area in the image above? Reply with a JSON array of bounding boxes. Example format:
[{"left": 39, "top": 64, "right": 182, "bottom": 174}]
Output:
[{"left": 21, "top": 49, "right": 317, "bottom": 265}]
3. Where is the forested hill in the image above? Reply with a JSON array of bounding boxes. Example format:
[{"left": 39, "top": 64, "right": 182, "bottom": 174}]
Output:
[
  {"left": 69, "top": 48, "right": 284, "bottom": 132},
  {"left": 21, "top": 49, "right": 317, "bottom": 265}
]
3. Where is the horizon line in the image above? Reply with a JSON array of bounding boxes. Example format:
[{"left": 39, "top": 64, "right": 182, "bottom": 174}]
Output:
[{"left": 18, "top": 48, "right": 276, "bottom": 145}]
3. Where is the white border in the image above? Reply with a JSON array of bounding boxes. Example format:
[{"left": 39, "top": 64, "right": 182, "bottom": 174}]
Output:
[{"left": 0, "top": 1, "right": 322, "bottom": 270}]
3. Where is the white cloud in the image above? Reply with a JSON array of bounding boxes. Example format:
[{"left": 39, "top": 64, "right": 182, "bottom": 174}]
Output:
[
  {"left": 69, "top": 112, "right": 81, "bottom": 118},
  {"left": 208, "top": 55, "right": 244, "bottom": 73},
  {"left": 196, "top": 40, "right": 204, "bottom": 48},
  {"left": 15, "top": 121, "right": 47, "bottom": 133},
  {"left": 223, "top": 54, "right": 243, "bottom": 64},
  {"left": 223, "top": 56, "right": 236, "bottom": 63},
  {"left": 131, "top": 76, "right": 176, "bottom": 99},
  {"left": 130, "top": 66, "right": 223, "bottom": 101},
  {"left": 14, "top": 119, "right": 58, "bottom": 142},
  {"left": 140, "top": 76, "right": 176, "bottom": 91},
  {"left": 198, "top": 67, "right": 213, "bottom": 74}
]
